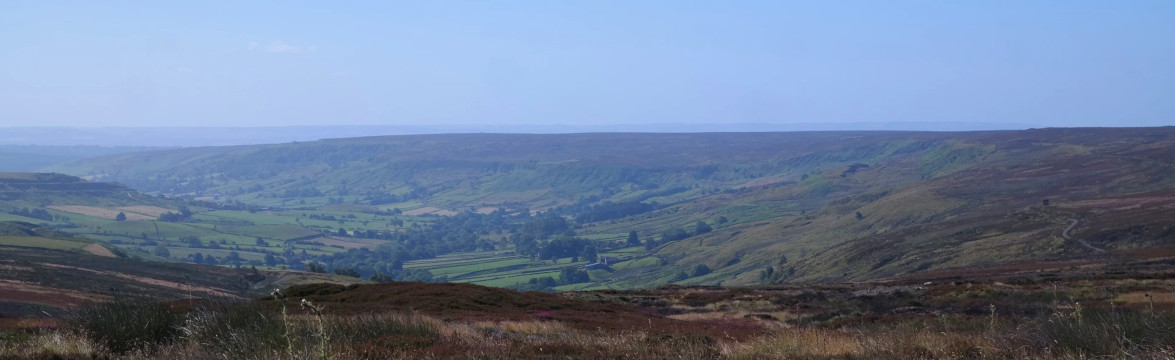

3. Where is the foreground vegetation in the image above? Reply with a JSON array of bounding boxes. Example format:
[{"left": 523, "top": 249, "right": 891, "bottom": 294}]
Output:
[{"left": 3, "top": 273, "right": 1174, "bottom": 359}]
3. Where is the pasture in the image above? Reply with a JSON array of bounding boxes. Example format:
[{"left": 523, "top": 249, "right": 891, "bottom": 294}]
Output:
[
  {"left": 0, "top": 236, "right": 89, "bottom": 251},
  {"left": 47, "top": 205, "right": 156, "bottom": 221}
]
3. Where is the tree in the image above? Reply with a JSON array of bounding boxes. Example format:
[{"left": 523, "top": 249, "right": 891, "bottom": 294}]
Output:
[
  {"left": 559, "top": 267, "right": 590, "bottom": 284},
  {"left": 255, "top": 237, "right": 268, "bottom": 247},
  {"left": 115, "top": 212, "right": 127, "bottom": 221},
  {"left": 626, "top": 231, "right": 640, "bottom": 246},
  {"left": 660, "top": 228, "right": 689, "bottom": 243},
  {"left": 306, "top": 262, "right": 326, "bottom": 273},
  {"left": 694, "top": 221, "right": 712, "bottom": 235},
  {"left": 225, "top": 251, "right": 242, "bottom": 266},
  {"left": 527, "top": 276, "right": 558, "bottom": 289},
  {"left": 538, "top": 236, "right": 592, "bottom": 260},
  {"left": 333, "top": 268, "right": 361, "bottom": 278},
  {"left": 152, "top": 245, "right": 170, "bottom": 258},
  {"left": 691, "top": 264, "right": 712, "bottom": 277},
  {"left": 580, "top": 245, "right": 598, "bottom": 263},
  {"left": 370, "top": 273, "right": 394, "bottom": 283},
  {"left": 264, "top": 253, "right": 277, "bottom": 267}
]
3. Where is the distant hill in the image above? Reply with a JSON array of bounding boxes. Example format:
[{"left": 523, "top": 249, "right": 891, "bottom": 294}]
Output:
[
  {"left": 50, "top": 131, "right": 984, "bottom": 209},
  {"left": 44, "top": 128, "right": 1175, "bottom": 286},
  {"left": 0, "top": 145, "right": 168, "bottom": 172},
  {"left": 0, "top": 172, "right": 165, "bottom": 209},
  {"left": 0, "top": 123, "right": 1035, "bottom": 147},
  {"left": 0, "top": 220, "right": 74, "bottom": 238}
]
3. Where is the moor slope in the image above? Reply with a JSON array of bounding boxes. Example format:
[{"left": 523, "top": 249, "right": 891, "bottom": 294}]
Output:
[{"left": 45, "top": 128, "right": 1175, "bottom": 287}]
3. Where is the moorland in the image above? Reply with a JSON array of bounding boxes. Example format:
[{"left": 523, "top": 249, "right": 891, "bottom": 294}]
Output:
[{"left": 1, "top": 128, "right": 1173, "bottom": 358}]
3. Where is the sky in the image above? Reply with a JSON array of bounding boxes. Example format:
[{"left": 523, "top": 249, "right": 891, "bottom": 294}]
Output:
[{"left": 1, "top": 1, "right": 1172, "bottom": 129}]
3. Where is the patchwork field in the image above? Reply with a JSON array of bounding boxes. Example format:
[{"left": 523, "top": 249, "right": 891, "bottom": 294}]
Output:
[
  {"left": 47, "top": 205, "right": 156, "bottom": 220},
  {"left": 113, "top": 205, "right": 172, "bottom": 218}
]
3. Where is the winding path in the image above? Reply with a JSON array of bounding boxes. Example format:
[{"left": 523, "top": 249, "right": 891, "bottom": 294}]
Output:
[{"left": 1063, "top": 218, "right": 1106, "bottom": 253}]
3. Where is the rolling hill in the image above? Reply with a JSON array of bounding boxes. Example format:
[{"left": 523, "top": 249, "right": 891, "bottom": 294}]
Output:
[{"left": 41, "top": 128, "right": 1175, "bottom": 287}]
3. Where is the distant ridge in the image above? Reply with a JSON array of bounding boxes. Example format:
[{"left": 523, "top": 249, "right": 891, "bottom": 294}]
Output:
[{"left": 0, "top": 122, "right": 1039, "bottom": 147}]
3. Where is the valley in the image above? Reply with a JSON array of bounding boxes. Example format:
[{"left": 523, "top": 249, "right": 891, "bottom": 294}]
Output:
[
  {"left": 11, "top": 128, "right": 1173, "bottom": 290},
  {"left": 2, "top": 128, "right": 1174, "bottom": 358}
]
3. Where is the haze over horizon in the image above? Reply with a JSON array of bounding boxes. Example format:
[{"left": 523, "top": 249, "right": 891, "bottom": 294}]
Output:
[{"left": 2, "top": 1, "right": 1173, "bottom": 130}]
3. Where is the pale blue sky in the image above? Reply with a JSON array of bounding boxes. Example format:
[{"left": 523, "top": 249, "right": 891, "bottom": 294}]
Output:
[{"left": 2, "top": 1, "right": 1172, "bottom": 128}]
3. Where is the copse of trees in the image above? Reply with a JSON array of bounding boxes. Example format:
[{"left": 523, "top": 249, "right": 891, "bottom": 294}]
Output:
[
  {"left": 157, "top": 206, "right": 193, "bottom": 222},
  {"left": 661, "top": 228, "right": 689, "bottom": 243},
  {"left": 332, "top": 268, "right": 361, "bottom": 278},
  {"left": 521, "top": 216, "right": 570, "bottom": 239},
  {"left": 538, "top": 236, "right": 594, "bottom": 261},
  {"left": 512, "top": 267, "right": 592, "bottom": 292},
  {"left": 559, "top": 267, "right": 591, "bottom": 284},
  {"left": 694, "top": 220, "right": 712, "bottom": 235},
  {"left": 8, "top": 208, "right": 53, "bottom": 221}
]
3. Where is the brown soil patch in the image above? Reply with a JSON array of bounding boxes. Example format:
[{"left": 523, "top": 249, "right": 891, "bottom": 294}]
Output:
[
  {"left": 46, "top": 205, "right": 154, "bottom": 220},
  {"left": 1058, "top": 195, "right": 1175, "bottom": 211},
  {"left": 402, "top": 207, "right": 458, "bottom": 216},
  {"left": 270, "top": 282, "right": 766, "bottom": 339},
  {"left": 402, "top": 206, "right": 442, "bottom": 216},
  {"left": 260, "top": 270, "right": 370, "bottom": 289},
  {"left": 738, "top": 175, "right": 791, "bottom": 188},
  {"left": 38, "top": 263, "right": 240, "bottom": 298},
  {"left": 1118, "top": 248, "right": 1175, "bottom": 260},
  {"left": 114, "top": 205, "right": 172, "bottom": 218},
  {"left": 312, "top": 238, "right": 373, "bottom": 249},
  {"left": 1116, "top": 291, "right": 1175, "bottom": 305},
  {"left": 0, "top": 279, "right": 109, "bottom": 308},
  {"left": 897, "top": 259, "right": 1101, "bottom": 281},
  {"left": 82, "top": 243, "right": 115, "bottom": 257}
]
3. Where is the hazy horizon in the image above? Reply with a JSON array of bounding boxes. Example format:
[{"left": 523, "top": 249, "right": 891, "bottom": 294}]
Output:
[
  {"left": 0, "top": 122, "right": 1044, "bottom": 147},
  {"left": 3, "top": 2, "right": 1172, "bottom": 129}
]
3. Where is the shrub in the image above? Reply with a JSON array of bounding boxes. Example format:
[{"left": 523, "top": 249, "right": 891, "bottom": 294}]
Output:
[{"left": 70, "top": 299, "right": 185, "bottom": 353}]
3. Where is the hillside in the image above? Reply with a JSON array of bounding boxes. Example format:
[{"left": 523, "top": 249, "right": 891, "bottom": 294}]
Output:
[
  {"left": 0, "top": 221, "right": 366, "bottom": 320},
  {"left": 39, "top": 128, "right": 1175, "bottom": 288},
  {"left": 48, "top": 131, "right": 969, "bottom": 209},
  {"left": 0, "top": 145, "right": 167, "bottom": 172}
]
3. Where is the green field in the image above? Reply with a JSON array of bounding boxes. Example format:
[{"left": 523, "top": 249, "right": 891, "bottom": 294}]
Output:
[{"left": 0, "top": 236, "right": 90, "bottom": 251}]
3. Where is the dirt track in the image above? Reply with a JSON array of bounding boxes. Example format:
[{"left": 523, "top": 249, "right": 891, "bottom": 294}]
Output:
[{"left": 1063, "top": 218, "right": 1106, "bottom": 253}]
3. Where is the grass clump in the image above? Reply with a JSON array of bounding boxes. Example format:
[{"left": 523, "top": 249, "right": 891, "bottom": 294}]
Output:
[
  {"left": 1028, "top": 308, "right": 1175, "bottom": 357},
  {"left": 69, "top": 298, "right": 185, "bottom": 354},
  {"left": 179, "top": 301, "right": 288, "bottom": 359}
]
